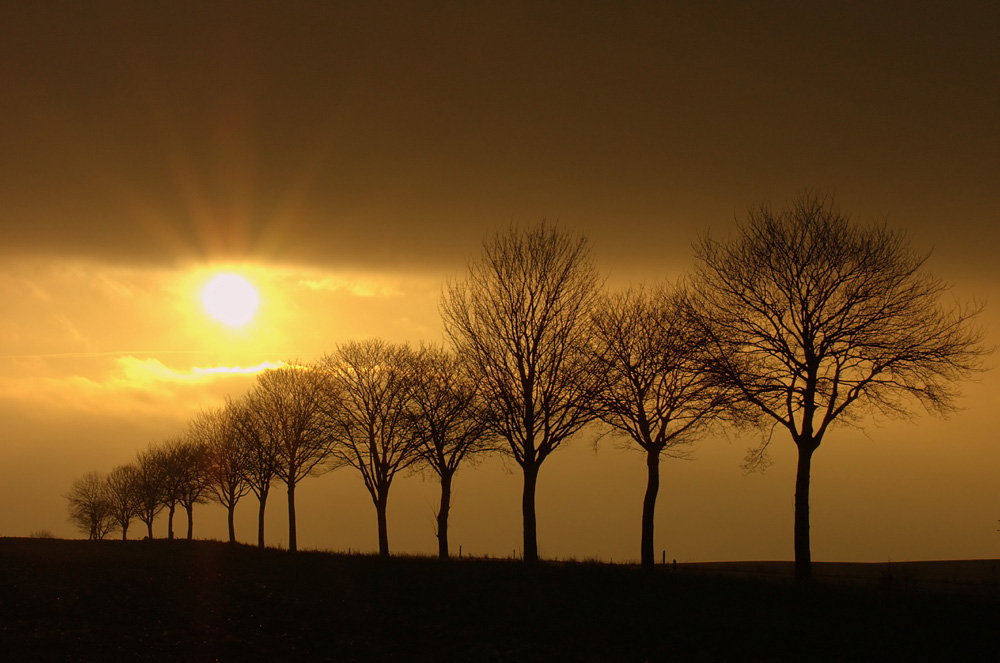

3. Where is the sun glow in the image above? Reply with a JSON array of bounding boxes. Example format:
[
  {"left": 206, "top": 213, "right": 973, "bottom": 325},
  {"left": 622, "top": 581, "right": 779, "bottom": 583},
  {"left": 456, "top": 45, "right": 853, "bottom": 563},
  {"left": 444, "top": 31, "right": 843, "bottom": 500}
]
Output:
[{"left": 201, "top": 274, "right": 260, "bottom": 327}]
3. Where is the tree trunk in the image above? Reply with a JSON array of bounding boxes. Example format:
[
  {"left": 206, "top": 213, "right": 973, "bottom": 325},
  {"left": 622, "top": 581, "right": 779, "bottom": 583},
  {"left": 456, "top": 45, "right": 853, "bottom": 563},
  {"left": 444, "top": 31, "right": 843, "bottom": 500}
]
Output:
[
  {"left": 522, "top": 462, "right": 539, "bottom": 563},
  {"left": 167, "top": 504, "right": 176, "bottom": 540},
  {"left": 227, "top": 504, "right": 237, "bottom": 544},
  {"left": 145, "top": 518, "right": 154, "bottom": 539},
  {"left": 376, "top": 489, "right": 390, "bottom": 557},
  {"left": 185, "top": 504, "right": 194, "bottom": 540},
  {"left": 257, "top": 489, "right": 268, "bottom": 548},
  {"left": 641, "top": 447, "right": 660, "bottom": 568},
  {"left": 121, "top": 523, "right": 128, "bottom": 541},
  {"left": 287, "top": 481, "right": 297, "bottom": 552},
  {"left": 794, "top": 443, "right": 816, "bottom": 583},
  {"left": 437, "top": 472, "right": 453, "bottom": 560}
]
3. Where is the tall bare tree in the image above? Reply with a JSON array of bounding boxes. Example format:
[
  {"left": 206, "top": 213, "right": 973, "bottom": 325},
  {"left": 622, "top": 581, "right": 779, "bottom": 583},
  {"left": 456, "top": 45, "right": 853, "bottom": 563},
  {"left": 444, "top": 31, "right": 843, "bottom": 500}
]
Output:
[
  {"left": 321, "top": 339, "right": 422, "bottom": 557},
  {"left": 233, "top": 394, "right": 279, "bottom": 548},
  {"left": 66, "top": 471, "right": 117, "bottom": 540},
  {"left": 134, "top": 445, "right": 165, "bottom": 539},
  {"left": 692, "top": 194, "right": 989, "bottom": 582},
  {"left": 191, "top": 400, "right": 252, "bottom": 544},
  {"left": 406, "top": 344, "right": 499, "bottom": 559},
  {"left": 247, "top": 364, "right": 333, "bottom": 552},
  {"left": 441, "top": 222, "right": 603, "bottom": 562},
  {"left": 590, "top": 285, "right": 734, "bottom": 567},
  {"left": 105, "top": 464, "right": 140, "bottom": 540}
]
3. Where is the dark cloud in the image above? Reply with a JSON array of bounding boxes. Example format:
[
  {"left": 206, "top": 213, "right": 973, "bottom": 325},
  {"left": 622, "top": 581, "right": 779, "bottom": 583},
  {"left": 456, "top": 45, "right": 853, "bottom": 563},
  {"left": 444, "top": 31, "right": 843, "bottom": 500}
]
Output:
[{"left": 1, "top": 1, "right": 997, "bottom": 271}]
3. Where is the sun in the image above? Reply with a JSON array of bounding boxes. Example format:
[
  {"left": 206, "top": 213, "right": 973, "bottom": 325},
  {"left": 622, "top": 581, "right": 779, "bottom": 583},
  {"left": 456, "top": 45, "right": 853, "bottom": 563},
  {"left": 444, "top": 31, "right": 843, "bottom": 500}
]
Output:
[{"left": 201, "top": 273, "right": 260, "bottom": 327}]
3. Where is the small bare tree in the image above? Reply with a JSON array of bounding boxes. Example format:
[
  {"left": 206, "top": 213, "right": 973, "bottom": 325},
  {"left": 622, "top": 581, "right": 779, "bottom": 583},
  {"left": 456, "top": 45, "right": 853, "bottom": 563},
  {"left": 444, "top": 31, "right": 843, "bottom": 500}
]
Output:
[
  {"left": 232, "top": 394, "right": 279, "bottom": 548},
  {"left": 134, "top": 445, "right": 165, "bottom": 539},
  {"left": 155, "top": 438, "right": 189, "bottom": 540},
  {"left": 321, "top": 339, "right": 422, "bottom": 557},
  {"left": 247, "top": 364, "right": 334, "bottom": 552},
  {"left": 692, "top": 194, "right": 989, "bottom": 582},
  {"left": 175, "top": 440, "right": 211, "bottom": 540},
  {"left": 405, "top": 344, "right": 500, "bottom": 559},
  {"left": 441, "top": 222, "right": 604, "bottom": 562},
  {"left": 191, "top": 400, "right": 252, "bottom": 544},
  {"left": 66, "top": 471, "right": 117, "bottom": 540},
  {"left": 105, "top": 464, "right": 140, "bottom": 540},
  {"left": 590, "top": 285, "right": 735, "bottom": 567}
]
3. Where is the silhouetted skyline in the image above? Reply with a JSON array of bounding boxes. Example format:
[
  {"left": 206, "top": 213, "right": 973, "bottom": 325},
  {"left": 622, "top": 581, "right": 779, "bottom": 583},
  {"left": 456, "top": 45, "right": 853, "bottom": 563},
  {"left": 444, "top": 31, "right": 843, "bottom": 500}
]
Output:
[{"left": 1, "top": 1, "right": 997, "bottom": 563}]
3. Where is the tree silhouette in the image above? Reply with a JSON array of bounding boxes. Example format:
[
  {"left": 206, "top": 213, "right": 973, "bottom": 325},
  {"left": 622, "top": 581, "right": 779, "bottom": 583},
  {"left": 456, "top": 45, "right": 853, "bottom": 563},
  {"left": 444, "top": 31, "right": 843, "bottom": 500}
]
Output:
[
  {"left": 175, "top": 440, "right": 211, "bottom": 540},
  {"left": 105, "top": 464, "right": 140, "bottom": 540},
  {"left": 692, "top": 194, "right": 989, "bottom": 582},
  {"left": 66, "top": 471, "right": 116, "bottom": 540},
  {"left": 155, "top": 439, "right": 190, "bottom": 540},
  {"left": 247, "top": 364, "right": 333, "bottom": 552},
  {"left": 134, "top": 446, "right": 165, "bottom": 539},
  {"left": 590, "top": 285, "right": 734, "bottom": 567},
  {"left": 321, "top": 339, "right": 421, "bottom": 557},
  {"left": 232, "top": 394, "right": 279, "bottom": 548},
  {"left": 442, "top": 222, "right": 603, "bottom": 562},
  {"left": 192, "top": 401, "right": 252, "bottom": 544},
  {"left": 405, "top": 344, "right": 500, "bottom": 559}
]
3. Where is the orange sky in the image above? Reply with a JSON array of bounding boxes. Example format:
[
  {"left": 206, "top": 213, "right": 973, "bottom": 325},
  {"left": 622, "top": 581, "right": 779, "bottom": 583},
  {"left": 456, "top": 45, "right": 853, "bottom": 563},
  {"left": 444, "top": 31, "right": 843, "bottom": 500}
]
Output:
[{"left": 1, "top": 1, "right": 997, "bottom": 562}]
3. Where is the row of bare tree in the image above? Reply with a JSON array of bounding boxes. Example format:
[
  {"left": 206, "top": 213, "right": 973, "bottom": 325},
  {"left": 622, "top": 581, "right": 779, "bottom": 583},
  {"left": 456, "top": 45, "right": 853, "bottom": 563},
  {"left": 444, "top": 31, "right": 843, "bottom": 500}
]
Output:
[
  {"left": 66, "top": 439, "right": 218, "bottom": 543},
  {"left": 67, "top": 195, "right": 988, "bottom": 581},
  {"left": 67, "top": 342, "right": 499, "bottom": 558}
]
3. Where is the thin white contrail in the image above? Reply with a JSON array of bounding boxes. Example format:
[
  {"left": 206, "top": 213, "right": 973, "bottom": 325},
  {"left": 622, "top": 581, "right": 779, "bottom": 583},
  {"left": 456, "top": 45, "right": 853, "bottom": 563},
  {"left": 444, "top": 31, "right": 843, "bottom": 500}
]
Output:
[{"left": 0, "top": 351, "right": 293, "bottom": 360}]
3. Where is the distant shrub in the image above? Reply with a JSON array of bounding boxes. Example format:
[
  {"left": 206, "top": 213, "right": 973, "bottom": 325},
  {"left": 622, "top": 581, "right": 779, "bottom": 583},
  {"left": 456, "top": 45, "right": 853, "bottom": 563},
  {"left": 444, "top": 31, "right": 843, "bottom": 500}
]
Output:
[{"left": 30, "top": 530, "right": 56, "bottom": 539}]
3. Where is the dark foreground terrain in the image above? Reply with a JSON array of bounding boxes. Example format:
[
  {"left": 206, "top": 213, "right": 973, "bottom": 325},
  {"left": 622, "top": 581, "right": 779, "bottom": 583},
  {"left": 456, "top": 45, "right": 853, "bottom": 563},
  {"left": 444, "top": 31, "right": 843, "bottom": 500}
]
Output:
[{"left": 1, "top": 538, "right": 997, "bottom": 662}]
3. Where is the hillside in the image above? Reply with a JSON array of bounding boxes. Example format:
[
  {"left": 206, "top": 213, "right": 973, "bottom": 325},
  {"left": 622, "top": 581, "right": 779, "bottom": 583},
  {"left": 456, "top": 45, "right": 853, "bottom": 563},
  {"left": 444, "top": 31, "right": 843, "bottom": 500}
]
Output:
[{"left": 1, "top": 538, "right": 996, "bottom": 661}]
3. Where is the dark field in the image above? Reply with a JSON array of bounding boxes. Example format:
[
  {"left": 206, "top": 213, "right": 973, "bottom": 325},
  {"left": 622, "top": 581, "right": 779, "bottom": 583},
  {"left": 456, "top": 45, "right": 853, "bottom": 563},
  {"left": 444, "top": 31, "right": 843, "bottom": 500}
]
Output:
[{"left": 1, "top": 538, "right": 997, "bottom": 662}]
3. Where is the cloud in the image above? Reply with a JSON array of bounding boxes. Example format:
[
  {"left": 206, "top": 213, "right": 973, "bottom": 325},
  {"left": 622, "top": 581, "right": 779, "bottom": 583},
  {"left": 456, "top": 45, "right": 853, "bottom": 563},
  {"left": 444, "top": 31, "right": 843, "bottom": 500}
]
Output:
[
  {"left": 120, "top": 357, "right": 287, "bottom": 382},
  {"left": 0, "top": 356, "right": 280, "bottom": 422},
  {"left": 190, "top": 361, "right": 289, "bottom": 376},
  {"left": 297, "top": 276, "right": 404, "bottom": 298}
]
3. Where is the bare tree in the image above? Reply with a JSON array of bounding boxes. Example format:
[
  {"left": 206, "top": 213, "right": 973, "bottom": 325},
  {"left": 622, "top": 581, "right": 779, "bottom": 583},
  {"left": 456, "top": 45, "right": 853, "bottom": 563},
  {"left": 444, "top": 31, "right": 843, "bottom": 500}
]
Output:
[
  {"left": 105, "top": 464, "right": 140, "bottom": 540},
  {"left": 233, "top": 394, "right": 279, "bottom": 548},
  {"left": 191, "top": 400, "right": 252, "bottom": 544},
  {"left": 155, "top": 439, "right": 189, "bottom": 540},
  {"left": 692, "top": 194, "right": 989, "bottom": 582},
  {"left": 590, "top": 285, "right": 734, "bottom": 568},
  {"left": 134, "top": 445, "right": 165, "bottom": 539},
  {"left": 175, "top": 439, "right": 212, "bottom": 540},
  {"left": 441, "top": 222, "right": 604, "bottom": 562},
  {"left": 247, "top": 364, "right": 334, "bottom": 552},
  {"left": 405, "top": 344, "right": 499, "bottom": 559},
  {"left": 321, "top": 339, "right": 422, "bottom": 557},
  {"left": 66, "top": 471, "right": 117, "bottom": 540}
]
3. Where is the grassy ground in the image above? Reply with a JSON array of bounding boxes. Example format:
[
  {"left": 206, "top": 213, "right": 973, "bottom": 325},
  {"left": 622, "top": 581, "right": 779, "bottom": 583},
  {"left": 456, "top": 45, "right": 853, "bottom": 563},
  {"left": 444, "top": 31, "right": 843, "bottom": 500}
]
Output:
[
  {"left": 679, "top": 559, "right": 1000, "bottom": 595},
  {"left": 1, "top": 538, "right": 997, "bottom": 662}
]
